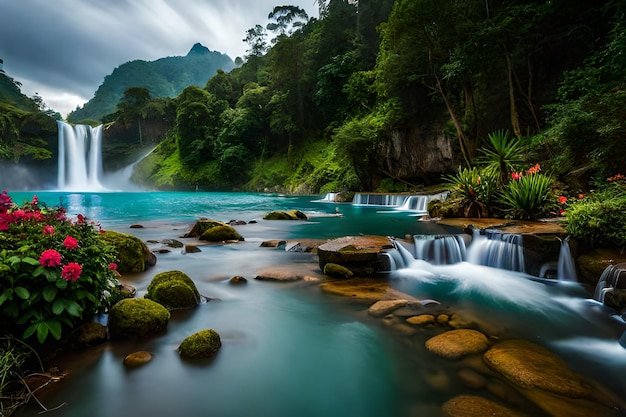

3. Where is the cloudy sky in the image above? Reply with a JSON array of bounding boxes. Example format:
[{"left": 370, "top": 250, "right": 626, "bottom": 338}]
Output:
[{"left": 0, "top": 0, "right": 318, "bottom": 118}]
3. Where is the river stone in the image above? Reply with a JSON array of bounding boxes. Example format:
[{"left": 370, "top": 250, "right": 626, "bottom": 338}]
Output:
[
  {"left": 263, "top": 210, "right": 308, "bottom": 220},
  {"left": 320, "top": 277, "right": 416, "bottom": 302},
  {"left": 108, "top": 298, "right": 170, "bottom": 340},
  {"left": 442, "top": 395, "right": 527, "bottom": 417},
  {"left": 255, "top": 269, "right": 302, "bottom": 282},
  {"left": 123, "top": 351, "right": 152, "bottom": 368},
  {"left": 482, "top": 339, "right": 591, "bottom": 398},
  {"left": 323, "top": 262, "right": 354, "bottom": 278},
  {"left": 229, "top": 275, "right": 248, "bottom": 285},
  {"left": 425, "top": 329, "right": 490, "bottom": 360},
  {"left": 368, "top": 299, "right": 409, "bottom": 317},
  {"left": 68, "top": 321, "right": 108, "bottom": 348},
  {"left": 406, "top": 314, "right": 436, "bottom": 326},
  {"left": 603, "top": 288, "right": 626, "bottom": 310},
  {"left": 457, "top": 368, "right": 487, "bottom": 389},
  {"left": 178, "top": 329, "right": 222, "bottom": 359},
  {"left": 317, "top": 235, "right": 393, "bottom": 275}
]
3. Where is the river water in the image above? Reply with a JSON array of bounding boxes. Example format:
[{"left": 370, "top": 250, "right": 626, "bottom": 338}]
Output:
[{"left": 10, "top": 191, "right": 626, "bottom": 417}]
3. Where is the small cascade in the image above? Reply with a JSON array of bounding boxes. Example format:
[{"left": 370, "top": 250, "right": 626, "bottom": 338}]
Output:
[
  {"left": 352, "top": 193, "right": 408, "bottom": 207},
  {"left": 466, "top": 229, "right": 525, "bottom": 272},
  {"left": 413, "top": 234, "right": 467, "bottom": 265},
  {"left": 557, "top": 237, "right": 577, "bottom": 281},
  {"left": 398, "top": 192, "right": 448, "bottom": 212},
  {"left": 594, "top": 263, "right": 626, "bottom": 303},
  {"left": 57, "top": 121, "right": 106, "bottom": 191},
  {"left": 318, "top": 192, "right": 338, "bottom": 202}
]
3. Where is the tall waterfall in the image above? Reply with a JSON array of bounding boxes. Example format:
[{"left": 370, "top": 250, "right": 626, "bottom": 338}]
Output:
[{"left": 57, "top": 121, "right": 106, "bottom": 191}]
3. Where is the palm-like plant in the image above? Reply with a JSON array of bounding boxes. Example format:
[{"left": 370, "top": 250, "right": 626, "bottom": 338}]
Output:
[
  {"left": 499, "top": 173, "right": 554, "bottom": 220},
  {"left": 477, "top": 130, "right": 526, "bottom": 187}
]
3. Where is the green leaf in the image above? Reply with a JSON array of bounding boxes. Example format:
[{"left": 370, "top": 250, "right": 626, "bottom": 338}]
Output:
[
  {"left": 65, "top": 300, "right": 83, "bottom": 317},
  {"left": 33, "top": 265, "right": 45, "bottom": 277},
  {"left": 23, "top": 323, "right": 37, "bottom": 340},
  {"left": 0, "top": 288, "right": 12, "bottom": 304},
  {"left": 43, "top": 285, "right": 58, "bottom": 302},
  {"left": 55, "top": 279, "right": 68, "bottom": 289},
  {"left": 22, "top": 256, "right": 41, "bottom": 266},
  {"left": 46, "top": 320, "right": 62, "bottom": 340},
  {"left": 37, "top": 323, "right": 49, "bottom": 344},
  {"left": 8, "top": 255, "right": 22, "bottom": 265},
  {"left": 52, "top": 298, "right": 65, "bottom": 315},
  {"left": 14, "top": 286, "right": 30, "bottom": 300}
]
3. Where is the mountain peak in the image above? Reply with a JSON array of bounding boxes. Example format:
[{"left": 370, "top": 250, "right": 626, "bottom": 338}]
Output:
[{"left": 187, "top": 43, "right": 210, "bottom": 56}]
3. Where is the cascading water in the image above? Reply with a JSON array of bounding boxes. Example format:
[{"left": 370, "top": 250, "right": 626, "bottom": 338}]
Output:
[
  {"left": 397, "top": 192, "right": 448, "bottom": 212},
  {"left": 412, "top": 234, "right": 467, "bottom": 264},
  {"left": 594, "top": 263, "right": 626, "bottom": 303},
  {"left": 57, "top": 121, "right": 106, "bottom": 191},
  {"left": 557, "top": 237, "right": 578, "bottom": 281}
]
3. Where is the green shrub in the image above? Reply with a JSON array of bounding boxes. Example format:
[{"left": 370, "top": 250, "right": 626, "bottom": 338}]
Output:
[
  {"left": 566, "top": 193, "right": 626, "bottom": 248},
  {"left": 443, "top": 167, "right": 496, "bottom": 217},
  {"left": 498, "top": 172, "right": 554, "bottom": 220},
  {"left": 0, "top": 192, "right": 120, "bottom": 344}
]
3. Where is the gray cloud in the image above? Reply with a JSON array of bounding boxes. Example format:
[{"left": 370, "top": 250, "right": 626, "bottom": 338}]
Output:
[{"left": 0, "top": 0, "right": 317, "bottom": 116}]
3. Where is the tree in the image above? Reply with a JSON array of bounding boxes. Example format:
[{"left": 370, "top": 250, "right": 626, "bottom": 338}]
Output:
[
  {"left": 266, "top": 5, "right": 309, "bottom": 42},
  {"left": 243, "top": 25, "right": 268, "bottom": 58}
]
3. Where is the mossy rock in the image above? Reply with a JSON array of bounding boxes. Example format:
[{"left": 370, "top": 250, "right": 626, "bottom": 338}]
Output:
[
  {"left": 108, "top": 298, "right": 170, "bottom": 340},
  {"left": 199, "top": 225, "right": 244, "bottom": 242},
  {"left": 178, "top": 329, "right": 222, "bottom": 359},
  {"left": 263, "top": 210, "right": 308, "bottom": 220},
  {"left": 323, "top": 262, "right": 354, "bottom": 279},
  {"left": 184, "top": 219, "right": 228, "bottom": 238},
  {"left": 98, "top": 230, "right": 153, "bottom": 273},
  {"left": 146, "top": 270, "right": 200, "bottom": 309}
]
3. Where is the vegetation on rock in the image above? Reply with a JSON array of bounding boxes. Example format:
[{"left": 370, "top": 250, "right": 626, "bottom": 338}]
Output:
[
  {"left": 97, "top": 230, "right": 152, "bottom": 273},
  {"left": 178, "top": 329, "right": 222, "bottom": 359},
  {"left": 107, "top": 298, "right": 170, "bottom": 340},
  {"left": 145, "top": 270, "right": 200, "bottom": 309}
]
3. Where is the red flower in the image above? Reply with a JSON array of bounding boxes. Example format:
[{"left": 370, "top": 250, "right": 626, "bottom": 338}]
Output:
[
  {"left": 43, "top": 225, "right": 55, "bottom": 235},
  {"left": 557, "top": 196, "right": 567, "bottom": 204},
  {"left": 31, "top": 195, "right": 39, "bottom": 206},
  {"left": 12, "top": 209, "right": 25, "bottom": 221},
  {"left": 39, "top": 249, "right": 62, "bottom": 267},
  {"left": 77, "top": 214, "right": 85, "bottom": 224},
  {"left": 511, "top": 172, "right": 522, "bottom": 181},
  {"left": 63, "top": 236, "right": 79, "bottom": 250},
  {"left": 109, "top": 263, "right": 118, "bottom": 271},
  {"left": 476, "top": 176, "right": 481, "bottom": 185},
  {"left": 526, "top": 163, "right": 541, "bottom": 175},
  {"left": 61, "top": 263, "right": 82, "bottom": 281},
  {"left": 578, "top": 194, "right": 584, "bottom": 200}
]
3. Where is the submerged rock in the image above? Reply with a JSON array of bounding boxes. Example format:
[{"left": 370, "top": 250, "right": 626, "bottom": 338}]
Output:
[
  {"left": 323, "top": 262, "right": 354, "bottom": 279},
  {"left": 425, "top": 329, "right": 490, "bottom": 360},
  {"left": 442, "top": 395, "right": 527, "bottom": 417},
  {"left": 263, "top": 210, "right": 308, "bottom": 220},
  {"left": 145, "top": 270, "right": 200, "bottom": 309},
  {"left": 98, "top": 230, "right": 156, "bottom": 273},
  {"left": 368, "top": 299, "right": 409, "bottom": 317},
  {"left": 123, "top": 351, "right": 152, "bottom": 368}
]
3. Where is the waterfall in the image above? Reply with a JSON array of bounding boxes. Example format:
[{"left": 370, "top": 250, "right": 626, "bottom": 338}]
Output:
[
  {"left": 413, "top": 234, "right": 467, "bottom": 264},
  {"left": 397, "top": 192, "right": 449, "bottom": 212},
  {"left": 466, "top": 229, "right": 525, "bottom": 272},
  {"left": 57, "top": 121, "right": 106, "bottom": 191},
  {"left": 352, "top": 193, "right": 408, "bottom": 207},
  {"left": 557, "top": 237, "right": 577, "bottom": 281},
  {"left": 594, "top": 263, "right": 626, "bottom": 303}
]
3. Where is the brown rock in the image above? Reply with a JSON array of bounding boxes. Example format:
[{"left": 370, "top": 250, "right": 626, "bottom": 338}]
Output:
[
  {"left": 317, "top": 235, "right": 393, "bottom": 275},
  {"left": 255, "top": 269, "right": 302, "bottom": 282},
  {"left": 457, "top": 368, "right": 487, "bottom": 389},
  {"left": 320, "top": 277, "right": 417, "bottom": 303},
  {"left": 425, "top": 329, "right": 490, "bottom": 360},
  {"left": 368, "top": 299, "right": 409, "bottom": 317},
  {"left": 123, "top": 351, "right": 152, "bottom": 368},
  {"left": 406, "top": 314, "right": 436, "bottom": 326},
  {"left": 442, "top": 395, "right": 527, "bottom": 417}
]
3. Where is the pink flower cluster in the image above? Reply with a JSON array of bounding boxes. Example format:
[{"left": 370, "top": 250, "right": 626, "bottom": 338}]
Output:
[
  {"left": 39, "top": 247, "right": 83, "bottom": 281},
  {"left": 511, "top": 163, "right": 542, "bottom": 181}
]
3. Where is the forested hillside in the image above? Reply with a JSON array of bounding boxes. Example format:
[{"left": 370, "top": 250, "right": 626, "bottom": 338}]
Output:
[
  {"left": 124, "top": 0, "right": 625, "bottom": 193},
  {"left": 68, "top": 43, "right": 235, "bottom": 123}
]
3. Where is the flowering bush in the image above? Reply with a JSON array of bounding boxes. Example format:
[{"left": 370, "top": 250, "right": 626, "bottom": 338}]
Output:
[
  {"left": 0, "top": 191, "right": 120, "bottom": 344},
  {"left": 443, "top": 166, "right": 497, "bottom": 217},
  {"left": 498, "top": 164, "right": 556, "bottom": 220}
]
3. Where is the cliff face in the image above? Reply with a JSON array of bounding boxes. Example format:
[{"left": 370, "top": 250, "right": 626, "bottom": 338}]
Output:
[{"left": 378, "top": 124, "right": 458, "bottom": 184}]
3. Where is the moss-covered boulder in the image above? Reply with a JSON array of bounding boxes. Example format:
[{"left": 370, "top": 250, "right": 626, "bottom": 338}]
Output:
[
  {"left": 98, "top": 230, "right": 155, "bottom": 273},
  {"left": 184, "top": 219, "right": 228, "bottom": 238},
  {"left": 145, "top": 270, "right": 200, "bottom": 309},
  {"left": 108, "top": 298, "right": 170, "bottom": 340},
  {"left": 178, "top": 329, "right": 222, "bottom": 359},
  {"left": 200, "top": 225, "right": 244, "bottom": 242},
  {"left": 323, "top": 262, "right": 354, "bottom": 278},
  {"left": 263, "top": 210, "right": 308, "bottom": 220}
]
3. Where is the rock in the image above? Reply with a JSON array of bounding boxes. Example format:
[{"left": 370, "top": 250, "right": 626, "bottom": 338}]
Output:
[
  {"left": 98, "top": 230, "right": 155, "bottom": 273},
  {"left": 200, "top": 225, "right": 244, "bottom": 242},
  {"left": 323, "top": 262, "right": 354, "bottom": 279},
  {"left": 129, "top": 224, "right": 144, "bottom": 228},
  {"left": 263, "top": 210, "right": 308, "bottom": 220},
  {"left": 184, "top": 219, "right": 228, "bottom": 238},
  {"left": 227, "top": 220, "right": 246, "bottom": 225},
  {"left": 260, "top": 240, "right": 287, "bottom": 248},
  {"left": 320, "top": 277, "right": 416, "bottom": 302},
  {"left": 602, "top": 289, "right": 626, "bottom": 310},
  {"left": 437, "top": 314, "right": 450, "bottom": 325},
  {"left": 483, "top": 339, "right": 591, "bottom": 398},
  {"left": 123, "top": 351, "right": 152, "bottom": 368},
  {"left": 229, "top": 276, "right": 248, "bottom": 285},
  {"left": 425, "top": 329, "right": 490, "bottom": 360},
  {"left": 442, "top": 395, "right": 527, "bottom": 417},
  {"left": 178, "top": 329, "right": 222, "bottom": 359},
  {"left": 254, "top": 269, "right": 302, "bottom": 282},
  {"left": 457, "top": 368, "right": 488, "bottom": 389},
  {"left": 317, "top": 235, "right": 394, "bottom": 275},
  {"left": 406, "top": 314, "right": 436, "bottom": 326},
  {"left": 68, "top": 321, "right": 108, "bottom": 348},
  {"left": 161, "top": 239, "right": 183, "bottom": 248},
  {"left": 108, "top": 298, "right": 170, "bottom": 340},
  {"left": 368, "top": 299, "right": 409, "bottom": 317},
  {"left": 145, "top": 270, "right": 200, "bottom": 309},
  {"left": 184, "top": 243, "right": 202, "bottom": 253}
]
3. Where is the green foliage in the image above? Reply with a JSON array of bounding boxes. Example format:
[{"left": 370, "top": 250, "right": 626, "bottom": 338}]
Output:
[
  {"left": 443, "top": 167, "right": 496, "bottom": 217},
  {"left": 0, "top": 193, "right": 120, "bottom": 344},
  {"left": 498, "top": 173, "right": 555, "bottom": 220},
  {"left": 565, "top": 180, "right": 626, "bottom": 248},
  {"left": 477, "top": 130, "right": 526, "bottom": 187}
]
